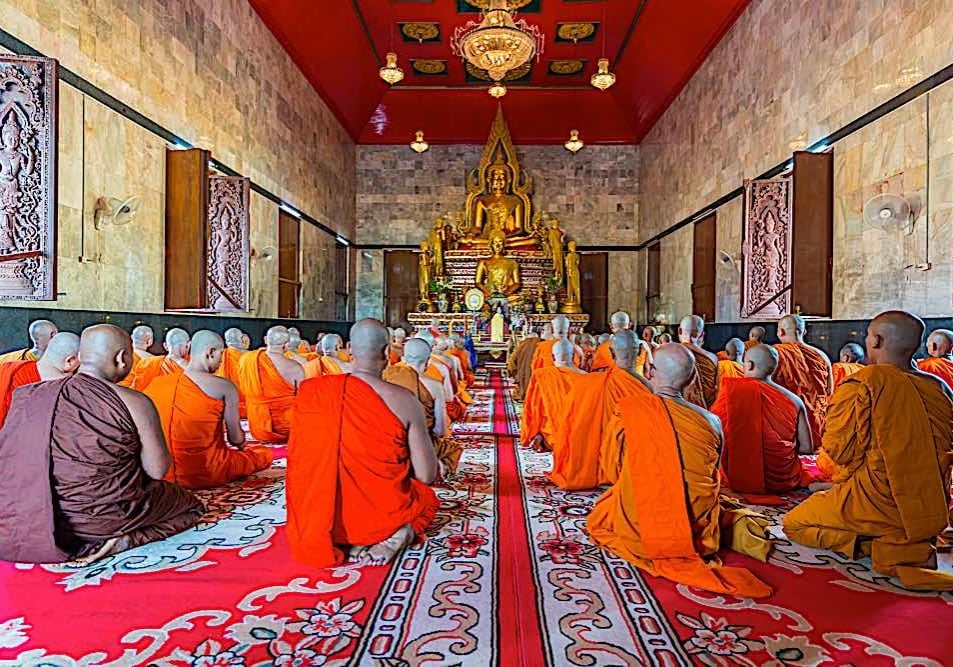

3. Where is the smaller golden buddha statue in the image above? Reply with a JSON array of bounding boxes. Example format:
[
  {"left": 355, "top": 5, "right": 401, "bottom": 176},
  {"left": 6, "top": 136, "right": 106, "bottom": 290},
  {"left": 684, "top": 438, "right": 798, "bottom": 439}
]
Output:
[
  {"left": 475, "top": 229, "right": 521, "bottom": 298},
  {"left": 560, "top": 241, "right": 582, "bottom": 314},
  {"left": 546, "top": 217, "right": 566, "bottom": 284},
  {"left": 418, "top": 240, "right": 434, "bottom": 312}
]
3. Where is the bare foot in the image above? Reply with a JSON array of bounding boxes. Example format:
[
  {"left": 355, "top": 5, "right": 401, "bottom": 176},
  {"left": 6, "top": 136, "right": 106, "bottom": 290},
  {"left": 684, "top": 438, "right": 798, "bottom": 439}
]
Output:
[
  {"left": 356, "top": 525, "right": 415, "bottom": 566},
  {"left": 347, "top": 546, "right": 369, "bottom": 564},
  {"left": 808, "top": 482, "right": 834, "bottom": 493},
  {"left": 68, "top": 534, "right": 133, "bottom": 567}
]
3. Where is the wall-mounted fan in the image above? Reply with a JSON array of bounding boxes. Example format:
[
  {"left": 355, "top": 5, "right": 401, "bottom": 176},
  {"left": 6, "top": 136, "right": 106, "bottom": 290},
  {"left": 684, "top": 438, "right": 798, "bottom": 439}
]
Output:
[
  {"left": 94, "top": 196, "right": 142, "bottom": 230},
  {"left": 862, "top": 192, "right": 922, "bottom": 234}
]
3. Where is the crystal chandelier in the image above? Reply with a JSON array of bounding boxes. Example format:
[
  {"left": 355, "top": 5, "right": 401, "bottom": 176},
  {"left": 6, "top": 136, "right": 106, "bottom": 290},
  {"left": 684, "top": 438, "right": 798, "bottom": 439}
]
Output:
[
  {"left": 590, "top": 58, "right": 616, "bottom": 91},
  {"left": 564, "top": 129, "right": 584, "bottom": 154},
  {"left": 379, "top": 52, "right": 404, "bottom": 85},
  {"left": 451, "top": 0, "right": 543, "bottom": 84},
  {"left": 488, "top": 82, "right": 507, "bottom": 99},
  {"left": 410, "top": 130, "right": 429, "bottom": 154}
]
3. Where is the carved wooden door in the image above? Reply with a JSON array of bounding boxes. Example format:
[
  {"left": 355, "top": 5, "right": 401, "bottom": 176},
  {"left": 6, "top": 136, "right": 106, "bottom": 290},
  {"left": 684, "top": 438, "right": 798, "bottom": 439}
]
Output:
[
  {"left": 692, "top": 213, "right": 717, "bottom": 322},
  {"left": 0, "top": 55, "right": 58, "bottom": 301},
  {"left": 384, "top": 250, "right": 418, "bottom": 327},
  {"left": 579, "top": 252, "right": 608, "bottom": 333},
  {"left": 278, "top": 211, "right": 300, "bottom": 318},
  {"left": 741, "top": 178, "right": 793, "bottom": 318},
  {"left": 165, "top": 148, "right": 211, "bottom": 310},
  {"left": 207, "top": 175, "right": 250, "bottom": 311}
]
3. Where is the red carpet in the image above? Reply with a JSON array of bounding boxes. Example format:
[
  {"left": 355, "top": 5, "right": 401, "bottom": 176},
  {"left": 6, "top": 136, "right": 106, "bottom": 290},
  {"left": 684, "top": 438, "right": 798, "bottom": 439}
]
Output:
[{"left": 0, "top": 370, "right": 950, "bottom": 665}]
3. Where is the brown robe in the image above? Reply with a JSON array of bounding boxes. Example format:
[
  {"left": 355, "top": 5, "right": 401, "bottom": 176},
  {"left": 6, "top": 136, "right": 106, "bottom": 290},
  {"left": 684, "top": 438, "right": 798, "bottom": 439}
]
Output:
[
  {"left": 509, "top": 337, "right": 541, "bottom": 401},
  {"left": 0, "top": 373, "right": 204, "bottom": 563}
]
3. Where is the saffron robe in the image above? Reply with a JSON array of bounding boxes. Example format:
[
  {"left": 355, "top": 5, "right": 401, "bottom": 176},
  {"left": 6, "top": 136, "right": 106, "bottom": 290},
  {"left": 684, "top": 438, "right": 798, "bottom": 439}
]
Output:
[
  {"left": 519, "top": 366, "right": 584, "bottom": 450},
  {"left": 531, "top": 339, "right": 581, "bottom": 372},
  {"left": 118, "top": 351, "right": 144, "bottom": 388},
  {"left": 0, "top": 348, "right": 36, "bottom": 364},
  {"left": 916, "top": 357, "right": 953, "bottom": 390},
  {"left": 591, "top": 341, "right": 614, "bottom": 372},
  {"left": 383, "top": 363, "right": 462, "bottom": 473},
  {"left": 287, "top": 374, "right": 439, "bottom": 567},
  {"left": 509, "top": 337, "right": 541, "bottom": 400},
  {"left": 303, "top": 355, "right": 348, "bottom": 379},
  {"left": 238, "top": 350, "right": 296, "bottom": 443},
  {"left": 449, "top": 347, "right": 476, "bottom": 386},
  {"left": 586, "top": 393, "right": 773, "bottom": 598},
  {"left": 0, "top": 374, "right": 204, "bottom": 563},
  {"left": 832, "top": 362, "right": 864, "bottom": 389},
  {"left": 145, "top": 373, "right": 273, "bottom": 489},
  {"left": 773, "top": 342, "right": 831, "bottom": 446},
  {"left": 215, "top": 347, "right": 247, "bottom": 418},
  {"left": 128, "top": 355, "right": 183, "bottom": 392},
  {"left": 711, "top": 378, "right": 809, "bottom": 498},
  {"left": 549, "top": 367, "right": 652, "bottom": 490},
  {"left": 783, "top": 365, "right": 953, "bottom": 591},
  {"left": 0, "top": 360, "right": 39, "bottom": 429},
  {"left": 717, "top": 360, "right": 744, "bottom": 381},
  {"left": 389, "top": 343, "right": 404, "bottom": 367},
  {"left": 683, "top": 344, "right": 720, "bottom": 409}
]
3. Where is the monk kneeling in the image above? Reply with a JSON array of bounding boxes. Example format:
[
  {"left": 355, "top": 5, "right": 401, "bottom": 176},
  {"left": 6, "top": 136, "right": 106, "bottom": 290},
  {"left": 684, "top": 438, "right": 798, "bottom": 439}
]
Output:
[
  {"left": 0, "top": 325, "right": 203, "bottom": 564},
  {"left": 711, "top": 344, "right": 814, "bottom": 500},
  {"left": 239, "top": 326, "right": 303, "bottom": 443},
  {"left": 916, "top": 328, "right": 953, "bottom": 389},
  {"left": 832, "top": 342, "right": 865, "bottom": 390},
  {"left": 587, "top": 343, "right": 773, "bottom": 597},
  {"left": 0, "top": 332, "right": 80, "bottom": 428},
  {"left": 520, "top": 339, "right": 585, "bottom": 453},
  {"left": 783, "top": 311, "right": 953, "bottom": 590},
  {"left": 145, "top": 330, "right": 273, "bottom": 489},
  {"left": 717, "top": 338, "right": 745, "bottom": 381},
  {"left": 288, "top": 319, "right": 439, "bottom": 567}
]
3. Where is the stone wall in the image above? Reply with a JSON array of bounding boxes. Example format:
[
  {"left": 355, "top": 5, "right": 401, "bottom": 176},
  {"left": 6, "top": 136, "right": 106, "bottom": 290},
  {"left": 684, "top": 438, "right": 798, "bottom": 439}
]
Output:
[
  {"left": 639, "top": 0, "right": 953, "bottom": 323},
  {"left": 0, "top": 0, "right": 353, "bottom": 320}
]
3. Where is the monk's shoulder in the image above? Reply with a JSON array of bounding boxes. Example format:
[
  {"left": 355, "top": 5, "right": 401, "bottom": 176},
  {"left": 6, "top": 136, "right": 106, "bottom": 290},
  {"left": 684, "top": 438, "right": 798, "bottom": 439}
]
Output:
[
  {"left": 669, "top": 396, "right": 722, "bottom": 437},
  {"left": 112, "top": 380, "right": 158, "bottom": 416},
  {"left": 766, "top": 380, "right": 805, "bottom": 410}
]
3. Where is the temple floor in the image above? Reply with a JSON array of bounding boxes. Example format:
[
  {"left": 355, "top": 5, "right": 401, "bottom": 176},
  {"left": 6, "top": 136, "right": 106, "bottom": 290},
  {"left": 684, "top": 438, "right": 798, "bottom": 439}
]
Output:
[{"left": 1, "top": 370, "right": 951, "bottom": 665}]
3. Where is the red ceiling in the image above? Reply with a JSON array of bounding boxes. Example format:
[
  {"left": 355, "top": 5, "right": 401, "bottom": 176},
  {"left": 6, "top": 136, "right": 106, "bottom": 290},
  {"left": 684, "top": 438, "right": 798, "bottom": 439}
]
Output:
[{"left": 249, "top": 0, "right": 750, "bottom": 144}]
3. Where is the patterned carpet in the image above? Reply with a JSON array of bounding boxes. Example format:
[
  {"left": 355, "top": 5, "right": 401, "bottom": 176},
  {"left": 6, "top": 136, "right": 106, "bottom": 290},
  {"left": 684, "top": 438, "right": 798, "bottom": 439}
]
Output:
[{"left": 1, "top": 371, "right": 951, "bottom": 665}]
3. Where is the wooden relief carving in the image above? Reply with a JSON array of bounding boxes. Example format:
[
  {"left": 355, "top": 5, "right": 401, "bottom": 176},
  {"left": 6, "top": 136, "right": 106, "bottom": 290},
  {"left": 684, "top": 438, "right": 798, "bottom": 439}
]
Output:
[
  {"left": 207, "top": 175, "right": 250, "bottom": 311},
  {"left": 741, "top": 178, "right": 793, "bottom": 319},
  {"left": 0, "top": 55, "right": 57, "bottom": 301}
]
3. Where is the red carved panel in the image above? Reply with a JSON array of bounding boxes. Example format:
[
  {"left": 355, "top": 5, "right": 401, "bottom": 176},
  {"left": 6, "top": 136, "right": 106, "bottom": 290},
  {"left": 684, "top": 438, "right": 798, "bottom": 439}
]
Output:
[
  {"left": 741, "top": 178, "right": 792, "bottom": 319},
  {"left": 207, "top": 175, "right": 250, "bottom": 311},
  {"left": 0, "top": 55, "right": 57, "bottom": 301}
]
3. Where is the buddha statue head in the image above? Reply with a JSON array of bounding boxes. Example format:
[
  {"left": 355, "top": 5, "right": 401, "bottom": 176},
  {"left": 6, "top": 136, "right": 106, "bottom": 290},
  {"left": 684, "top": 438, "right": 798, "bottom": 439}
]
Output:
[
  {"left": 487, "top": 153, "right": 513, "bottom": 195},
  {"left": 488, "top": 228, "right": 506, "bottom": 257}
]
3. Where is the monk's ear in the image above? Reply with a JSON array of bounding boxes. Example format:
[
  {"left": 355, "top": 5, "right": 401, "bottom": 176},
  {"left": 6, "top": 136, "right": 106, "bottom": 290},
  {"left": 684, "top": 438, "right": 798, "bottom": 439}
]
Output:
[
  {"left": 115, "top": 347, "right": 128, "bottom": 370},
  {"left": 64, "top": 354, "right": 80, "bottom": 373}
]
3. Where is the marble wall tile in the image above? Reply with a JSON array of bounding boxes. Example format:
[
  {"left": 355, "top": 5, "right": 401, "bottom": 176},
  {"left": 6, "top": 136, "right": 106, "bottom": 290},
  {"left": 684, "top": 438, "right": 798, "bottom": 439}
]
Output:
[
  {"left": 607, "top": 251, "right": 644, "bottom": 323},
  {"left": 299, "top": 223, "right": 336, "bottom": 321},
  {"left": 246, "top": 193, "right": 279, "bottom": 319},
  {"left": 355, "top": 249, "right": 385, "bottom": 322},
  {"left": 658, "top": 225, "right": 694, "bottom": 326}
]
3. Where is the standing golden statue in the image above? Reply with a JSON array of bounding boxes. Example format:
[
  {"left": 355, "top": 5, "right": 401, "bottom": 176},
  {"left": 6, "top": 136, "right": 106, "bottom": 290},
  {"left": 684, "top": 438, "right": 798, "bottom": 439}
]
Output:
[
  {"left": 546, "top": 217, "right": 566, "bottom": 284},
  {"left": 418, "top": 240, "right": 434, "bottom": 311},
  {"left": 560, "top": 241, "right": 582, "bottom": 314},
  {"left": 475, "top": 229, "right": 521, "bottom": 297},
  {"left": 429, "top": 217, "right": 445, "bottom": 277}
]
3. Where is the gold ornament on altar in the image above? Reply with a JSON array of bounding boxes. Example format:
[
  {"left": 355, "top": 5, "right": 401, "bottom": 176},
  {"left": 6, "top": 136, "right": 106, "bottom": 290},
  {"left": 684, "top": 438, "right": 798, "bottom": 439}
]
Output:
[
  {"left": 546, "top": 217, "right": 566, "bottom": 283},
  {"left": 560, "top": 241, "right": 582, "bottom": 314},
  {"left": 451, "top": 0, "right": 544, "bottom": 86},
  {"left": 418, "top": 240, "right": 434, "bottom": 312}
]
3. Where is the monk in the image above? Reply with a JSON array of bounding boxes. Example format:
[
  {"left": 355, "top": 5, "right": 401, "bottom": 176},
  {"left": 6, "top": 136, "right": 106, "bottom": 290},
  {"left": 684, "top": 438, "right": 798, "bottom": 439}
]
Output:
[
  {"left": 240, "top": 333, "right": 251, "bottom": 351},
  {"left": 531, "top": 321, "right": 561, "bottom": 371},
  {"left": 679, "top": 315, "right": 719, "bottom": 408},
  {"left": 215, "top": 327, "right": 247, "bottom": 418},
  {"left": 304, "top": 334, "right": 352, "bottom": 378},
  {"left": 592, "top": 311, "right": 629, "bottom": 371},
  {"left": 550, "top": 331, "right": 654, "bottom": 490},
  {"left": 586, "top": 343, "right": 773, "bottom": 597},
  {"left": 145, "top": 330, "right": 273, "bottom": 490},
  {"left": 384, "top": 338, "right": 462, "bottom": 476},
  {"left": 717, "top": 337, "right": 746, "bottom": 380},
  {"left": 0, "top": 324, "right": 203, "bottom": 565},
  {"left": 745, "top": 325, "right": 766, "bottom": 350},
  {"left": 916, "top": 329, "right": 953, "bottom": 390},
  {"left": 128, "top": 328, "right": 190, "bottom": 392},
  {"left": 0, "top": 332, "right": 80, "bottom": 429},
  {"left": 119, "top": 325, "right": 158, "bottom": 388},
  {"left": 0, "top": 319, "right": 57, "bottom": 363},
  {"left": 238, "top": 326, "right": 303, "bottom": 443},
  {"left": 435, "top": 336, "right": 472, "bottom": 405},
  {"left": 287, "top": 319, "right": 439, "bottom": 567},
  {"left": 773, "top": 314, "right": 833, "bottom": 446},
  {"left": 658, "top": 333, "right": 673, "bottom": 344},
  {"left": 832, "top": 342, "right": 866, "bottom": 390},
  {"left": 389, "top": 328, "right": 407, "bottom": 366},
  {"left": 641, "top": 325, "right": 659, "bottom": 351},
  {"left": 509, "top": 331, "right": 540, "bottom": 401},
  {"left": 285, "top": 328, "right": 310, "bottom": 365},
  {"left": 449, "top": 334, "right": 475, "bottom": 387},
  {"left": 783, "top": 311, "right": 953, "bottom": 591},
  {"left": 521, "top": 339, "right": 586, "bottom": 453},
  {"left": 577, "top": 333, "right": 596, "bottom": 372},
  {"left": 711, "top": 344, "right": 813, "bottom": 499}
]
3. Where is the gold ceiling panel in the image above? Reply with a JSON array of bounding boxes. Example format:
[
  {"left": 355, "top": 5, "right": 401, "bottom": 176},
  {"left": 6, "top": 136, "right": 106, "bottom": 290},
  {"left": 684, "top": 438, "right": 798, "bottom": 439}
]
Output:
[
  {"left": 463, "top": 0, "right": 534, "bottom": 9},
  {"left": 412, "top": 59, "right": 448, "bottom": 75},
  {"left": 549, "top": 59, "right": 585, "bottom": 76},
  {"left": 556, "top": 22, "right": 597, "bottom": 43},
  {"left": 401, "top": 22, "right": 440, "bottom": 43},
  {"left": 466, "top": 61, "right": 532, "bottom": 82}
]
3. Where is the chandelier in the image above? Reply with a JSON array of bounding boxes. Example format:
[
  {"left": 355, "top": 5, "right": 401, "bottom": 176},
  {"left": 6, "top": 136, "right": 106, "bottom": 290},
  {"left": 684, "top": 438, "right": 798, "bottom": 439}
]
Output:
[
  {"left": 379, "top": 52, "right": 404, "bottom": 85},
  {"left": 488, "top": 82, "right": 507, "bottom": 99},
  {"left": 590, "top": 58, "right": 616, "bottom": 91},
  {"left": 451, "top": 0, "right": 543, "bottom": 84},
  {"left": 564, "top": 129, "right": 584, "bottom": 154},
  {"left": 410, "top": 130, "right": 429, "bottom": 154}
]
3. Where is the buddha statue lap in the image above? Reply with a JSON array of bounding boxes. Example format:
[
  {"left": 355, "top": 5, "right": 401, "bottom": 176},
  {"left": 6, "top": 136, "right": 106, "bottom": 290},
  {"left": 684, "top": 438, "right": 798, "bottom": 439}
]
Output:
[{"left": 475, "top": 230, "right": 521, "bottom": 301}]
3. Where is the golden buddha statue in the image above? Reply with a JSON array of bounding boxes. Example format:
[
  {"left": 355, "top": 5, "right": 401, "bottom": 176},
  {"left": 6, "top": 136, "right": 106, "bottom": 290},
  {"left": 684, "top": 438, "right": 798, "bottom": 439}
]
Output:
[
  {"left": 475, "top": 230, "right": 521, "bottom": 298},
  {"left": 560, "top": 241, "right": 582, "bottom": 314},
  {"left": 458, "top": 152, "right": 539, "bottom": 250}
]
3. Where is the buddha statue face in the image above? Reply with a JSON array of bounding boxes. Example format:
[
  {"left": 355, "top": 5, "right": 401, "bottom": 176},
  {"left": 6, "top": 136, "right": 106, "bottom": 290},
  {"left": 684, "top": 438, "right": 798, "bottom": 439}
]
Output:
[
  {"left": 489, "top": 166, "right": 510, "bottom": 194},
  {"left": 568, "top": 241, "right": 577, "bottom": 252},
  {"left": 490, "top": 234, "right": 505, "bottom": 256}
]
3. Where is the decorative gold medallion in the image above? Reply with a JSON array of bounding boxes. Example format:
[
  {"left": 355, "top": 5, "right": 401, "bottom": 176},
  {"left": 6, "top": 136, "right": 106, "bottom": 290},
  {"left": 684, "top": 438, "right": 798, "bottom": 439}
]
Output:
[
  {"left": 400, "top": 22, "right": 440, "bottom": 43},
  {"left": 463, "top": 0, "right": 534, "bottom": 9},
  {"left": 466, "top": 61, "right": 531, "bottom": 82},
  {"left": 549, "top": 59, "right": 585, "bottom": 76},
  {"left": 412, "top": 59, "right": 448, "bottom": 76},
  {"left": 556, "top": 22, "right": 596, "bottom": 43},
  {"left": 464, "top": 287, "right": 486, "bottom": 312}
]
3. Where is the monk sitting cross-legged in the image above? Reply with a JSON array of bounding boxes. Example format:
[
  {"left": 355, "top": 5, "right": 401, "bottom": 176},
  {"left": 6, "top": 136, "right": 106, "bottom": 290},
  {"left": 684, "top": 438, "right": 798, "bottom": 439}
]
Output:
[
  {"left": 586, "top": 343, "right": 773, "bottom": 598},
  {"left": 641, "top": 325, "right": 659, "bottom": 352},
  {"left": 389, "top": 328, "right": 407, "bottom": 366},
  {"left": 0, "top": 332, "right": 81, "bottom": 429},
  {"left": 520, "top": 339, "right": 587, "bottom": 453},
  {"left": 118, "top": 325, "right": 158, "bottom": 388},
  {"left": 591, "top": 311, "right": 629, "bottom": 372},
  {"left": 304, "top": 334, "right": 352, "bottom": 378},
  {"left": 145, "top": 330, "right": 273, "bottom": 490},
  {"left": 0, "top": 325, "right": 204, "bottom": 565},
  {"left": 449, "top": 334, "right": 476, "bottom": 387},
  {"left": 435, "top": 335, "right": 473, "bottom": 405},
  {"left": 128, "top": 327, "right": 190, "bottom": 392},
  {"left": 509, "top": 331, "right": 540, "bottom": 401},
  {"left": 772, "top": 314, "right": 833, "bottom": 447},
  {"left": 0, "top": 319, "right": 57, "bottom": 364},
  {"left": 550, "top": 331, "right": 654, "bottom": 490},
  {"left": 285, "top": 327, "right": 311, "bottom": 365},
  {"left": 745, "top": 325, "right": 766, "bottom": 351},
  {"left": 238, "top": 326, "right": 304, "bottom": 444},
  {"left": 287, "top": 319, "right": 439, "bottom": 568},
  {"left": 530, "top": 323, "right": 557, "bottom": 371},
  {"left": 679, "top": 315, "right": 720, "bottom": 408},
  {"left": 783, "top": 311, "right": 953, "bottom": 591},
  {"left": 384, "top": 337, "right": 462, "bottom": 476},
  {"left": 215, "top": 327, "right": 248, "bottom": 419},
  {"left": 717, "top": 337, "right": 746, "bottom": 382},
  {"left": 711, "top": 344, "right": 814, "bottom": 501},
  {"left": 916, "top": 328, "right": 953, "bottom": 390},
  {"left": 832, "top": 342, "right": 866, "bottom": 390}
]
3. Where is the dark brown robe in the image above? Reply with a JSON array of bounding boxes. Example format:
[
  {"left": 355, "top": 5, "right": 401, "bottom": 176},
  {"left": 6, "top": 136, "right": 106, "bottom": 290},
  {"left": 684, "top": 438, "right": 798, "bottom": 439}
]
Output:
[
  {"left": 0, "top": 373, "right": 204, "bottom": 563},
  {"left": 510, "top": 337, "right": 541, "bottom": 401}
]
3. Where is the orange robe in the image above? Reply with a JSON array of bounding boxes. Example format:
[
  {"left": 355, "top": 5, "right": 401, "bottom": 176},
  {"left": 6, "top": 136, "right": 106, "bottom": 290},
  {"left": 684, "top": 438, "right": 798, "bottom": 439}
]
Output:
[
  {"left": 297, "top": 343, "right": 312, "bottom": 356},
  {"left": 303, "top": 355, "right": 347, "bottom": 379},
  {"left": 683, "top": 345, "right": 719, "bottom": 409},
  {"left": 215, "top": 347, "right": 247, "bottom": 418},
  {"left": 238, "top": 350, "right": 296, "bottom": 443},
  {"left": 832, "top": 362, "right": 864, "bottom": 389},
  {"left": 336, "top": 350, "right": 351, "bottom": 364},
  {"left": 717, "top": 360, "right": 744, "bottom": 381},
  {"left": 587, "top": 393, "right": 773, "bottom": 598},
  {"left": 590, "top": 341, "right": 614, "bottom": 372},
  {"left": 119, "top": 351, "right": 143, "bottom": 388},
  {"left": 744, "top": 339, "right": 760, "bottom": 350},
  {"left": 550, "top": 367, "right": 652, "bottom": 490},
  {"left": 428, "top": 357, "right": 466, "bottom": 421},
  {"left": 449, "top": 348, "right": 475, "bottom": 385},
  {"left": 128, "top": 355, "right": 183, "bottom": 392},
  {"left": 773, "top": 342, "right": 831, "bottom": 446},
  {"left": 0, "top": 348, "right": 36, "bottom": 364},
  {"left": 145, "top": 373, "right": 273, "bottom": 489},
  {"left": 0, "top": 360, "right": 40, "bottom": 428},
  {"left": 531, "top": 339, "right": 557, "bottom": 371},
  {"left": 711, "top": 377, "right": 810, "bottom": 498},
  {"left": 287, "top": 374, "right": 439, "bottom": 567},
  {"left": 388, "top": 343, "right": 404, "bottom": 366},
  {"left": 519, "top": 367, "right": 584, "bottom": 450},
  {"left": 783, "top": 365, "right": 953, "bottom": 591},
  {"left": 916, "top": 357, "right": 953, "bottom": 390},
  {"left": 717, "top": 351, "right": 729, "bottom": 361}
]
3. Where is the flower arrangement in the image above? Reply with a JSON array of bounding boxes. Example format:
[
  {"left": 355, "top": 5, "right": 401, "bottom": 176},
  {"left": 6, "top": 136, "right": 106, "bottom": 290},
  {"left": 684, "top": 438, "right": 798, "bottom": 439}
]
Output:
[{"left": 428, "top": 276, "right": 455, "bottom": 295}]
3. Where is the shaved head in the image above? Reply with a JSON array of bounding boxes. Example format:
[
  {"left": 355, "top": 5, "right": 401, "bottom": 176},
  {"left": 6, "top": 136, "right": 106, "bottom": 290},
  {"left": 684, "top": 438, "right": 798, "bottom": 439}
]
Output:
[
  {"left": 650, "top": 343, "right": 696, "bottom": 391},
  {"left": 265, "top": 326, "right": 290, "bottom": 349},
  {"left": 165, "top": 327, "right": 190, "bottom": 358},
  {"left": 678, "top": 315, "right": 705, "bottom": 344},
  {"left": 612, "top": 330, "right": 638, "bottom": 370},
  {"left": 610, "top": 310, "right": 630, "bottom": 332},
  {"left": 28, "top": 319, "right": 57, "bottom": 353},
  {"left": 866, "top": 310, "right": 924, "bottom": 366},
  {"left": 416, "top": 329, "right": 436, "bottom": 347},
  {"left": 597, "top": 333, "right": 611, "bottom": 345},
  {"left": 839, "top": 342, "right": 865, "bottom": 364},
  {"left": 725, "top": 337, "right": 745, "bottom": 362},
  {"left": 39, "top": 331, "right": 80, "bottom": 374},
  {"left": 404, "top": 337, "right": 432, "bottom": 366},
  {"left": 658, "top": 333, "right": 673, "bottom": 344},
  {"left": 642, "top": 326, "right": 656, "bottom": 342},
  {"left": 350, "top": 318, "right": 390, "bottom": 370},
  {"left": 394, "top": 328, "right": 407, "bottom": 342},
  {"left": 748, "top": 326, "right": 766, "bottom": 342},
  {"left": 224, "top": 327, "right": 244, "bottom": 347},
  {"left": 553, "top": 338, "right": 575, "bottom": 365},
  {"left": 287, "top": 327, "right": 302, "bottom": 346},
  {"left": 744, "top": 343, "right": 779, "bottom": 379},
  {"left": 321, "top": 333, "right": 343, "bottom": 355},
  {"left": 131, "top": 325, "right": 154, "bottom": 347},
  {"left": 78, "top": 324, "right": 134, "bottom": 383},
  {"left": 434, "top": 335, "right": 451, "bottom": 352},
  {"left": 190, "top": 330, "right": 223, "bottom": 357},
  {"left": 552, "top": 315, "right": 570, "bottom": 338},
  {"left": 189, "top": 330, "right": 225, "bottom": 373},
  {"left": 541, "top": 324, "right": 554, "bottom": 341},
  {"left": 778, "top": 314, "right": 806, "bottom": 343}
]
